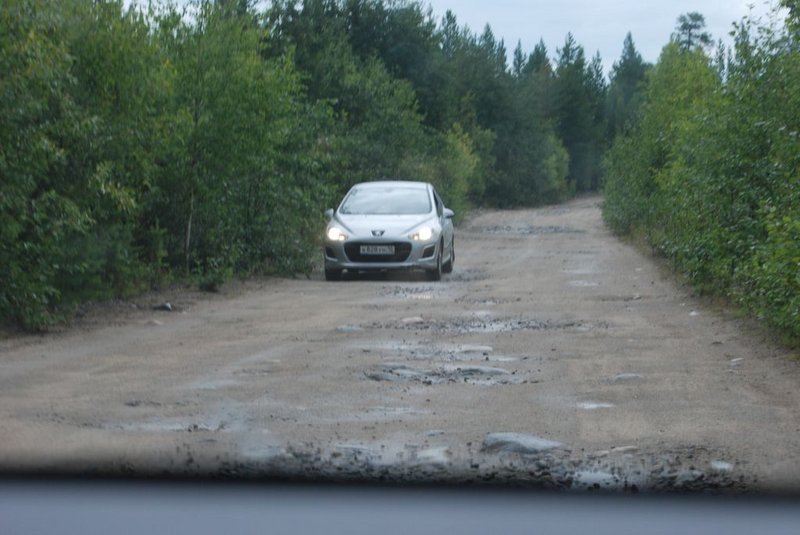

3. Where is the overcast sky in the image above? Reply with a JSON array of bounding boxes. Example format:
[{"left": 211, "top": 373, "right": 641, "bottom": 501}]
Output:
[{"left": 426, "top": 0, "right": 780, "bottom": 74}]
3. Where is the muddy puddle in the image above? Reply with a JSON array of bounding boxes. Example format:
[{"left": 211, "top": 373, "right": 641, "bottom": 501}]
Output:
[
  {"left": 371, "top": 316, "right": 610, "bottom": 334},
  {"left": 238, "top": 439, "right": 748, "bottom": 493},
  {"left": 112, "top": 400, "right": 251, "bottom": 434},
  {"left": 445, "top": 268, "right": 488, "bottom": 282},
  {"left": 364, "top": 362, "right": 529, "bottom": 385},
  {"left": 454, "top": 296, "right": 521, "bottom": 306},
  {"left": 111, "top": 416, "right": 238, "bottom": 434},
  {"left": 469, "top": 225, "right": 585, "bottom": 235},
  {"left": 595, "top": 294, "right": 650, "bottom": 302},
  {"left": 567, "top": 280, "right": 600, "bottom": 288},
  {"left": 379, "top": 285, "right": 443, "bottom": 300},
  {"left": 577, "top": 401, "right": 615, "bottom": 410},
  {"left": 368, "top": 341, "right": 532, "bottom": 364}
]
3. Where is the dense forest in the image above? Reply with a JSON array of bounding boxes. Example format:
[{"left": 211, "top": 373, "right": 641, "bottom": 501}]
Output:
[
  {"left": 2, "top": 0, "right": 798, "bottom": 338},
  {"left": 603, "top": 1, "right": 800, "bottom": 339},
  {"left": 2, "top": 0, "right": 630, "bottom": 328}
]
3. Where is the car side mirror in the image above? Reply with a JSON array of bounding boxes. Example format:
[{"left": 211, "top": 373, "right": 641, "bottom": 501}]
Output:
[
  {"left": 444, "top": 208, "right": 454, "bottom": 219},
  {"left": 324, "top": 208, "right": 334, "bottom": 220}
]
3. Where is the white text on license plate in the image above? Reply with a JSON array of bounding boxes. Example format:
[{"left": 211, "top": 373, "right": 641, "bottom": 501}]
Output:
[{"left": 360, "top": 245, "right": 395, "bottom": 255}]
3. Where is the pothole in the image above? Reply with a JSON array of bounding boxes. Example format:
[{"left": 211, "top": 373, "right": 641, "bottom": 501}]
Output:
[
  {"left": 373, "top": 317, "right": 610, "bottom": 334},
  {"left": 377, "top": 341, "right": 529, "bottom": 363},
  {"left": 595, "top": 295, "right": 648, "bottom": 302},
  {"left": 246, "top": 442, "right": 749, "bottom": 493},
  {"left": 325, "top": 443, "right": 453, "bottom": 468},
  {"left": 454, "top": 296, "right": 521, "bottom": 305},
  {"left": 568, "top": 280, "right": 600, "bottom": 287},
  {"left": 363, "top": 363, "right": 527, "bottom": 385},
  {"left": 446, "top": 268, "right": 488, "bottom": 282},
  {"left": 577, "top": 401, "right": 615, "bottom": 410},
  {"left": 111, "top": 416, "right": 237, "bottom": 433},
  {"left": 365, "top": 406, "right": 430, "bottom": 417},
  {"left": 189, "top": 378, "right": 238, "bottom": 390},
  {"left": 562, "top": 268, "right": 598, "bottom": 275},
  {"left": 336, "top": 325, "right": 364, "bottom": 333},
  {"left": 561, "top": 260, "right": 599, "bottom": 275},
  {"left": 470, "top": 225, "right": 585, "bottom": 235},
  {"left": 380, "top": 285, "right": 441, "bottom": 300},
  {"left": 608, "top": 373, "right": 644, "bottom": 384},
  {"left": 232, "top": 367, "right": 271, "bottom": 377}
]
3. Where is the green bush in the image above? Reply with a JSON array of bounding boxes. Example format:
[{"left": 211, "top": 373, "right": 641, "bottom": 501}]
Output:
[{"left": 603, "top": 12, "right": 800, "bottom": 340}]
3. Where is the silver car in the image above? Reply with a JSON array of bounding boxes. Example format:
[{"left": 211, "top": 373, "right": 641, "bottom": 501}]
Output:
[{"left": 323, "top": 181, "right": 455, "bottom": 281}]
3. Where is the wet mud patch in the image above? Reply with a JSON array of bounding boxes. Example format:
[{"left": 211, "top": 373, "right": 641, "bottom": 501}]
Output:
[
  {"left": 469, "top": 225, "right": 585, "bottom": 235},
  {"left": 608, "top": 373, "right": 644, "bottom": 384},
  {"left": 235, "top": 441, "right": 750, "bottom": 493},
  {"left": 561, "top": 266, "right": 599, "bottom": 276},
  {"left": 567, "top": 444, "right": 747, "bottom": 492},
  {"left": 546, "top": 249, "right": 597, "bottom": 256},
  {"left": 365, "top": 406, "right": 431, "bottom": 417},
  {"left": 372, "top": 316, "right": 610, "bottom": 335},
  {"left": 124, "top": 399, "right": 163, "bottom": 408},
  {"left": 446, "top": 268, "right": 488, "bottom": 282},
  {"left": 454, "top": 296, "right": 521, "bottom": 306},
  {"left": 231, "top": 367, "right": 272, "bottom": 377},
  {"left": 363, "top": 362, "right": 528, "bottom": 385},
  {"left": 567, "top": 280, "right": 599, "bottom": 288},
  {"left": 537, "top": 207, "right": 570, "bottom": 216},
  {"left": 375, "top": 341, "right": 530, "bottom": 364},
  {"left": 577, "top": 401, "right": 615, "bottom": 410},
  {"left": 109, "top": 416, "right": 238, "bottom": 433},
  {"left": 594, "top": 294, "right": 649, "bottom": 303},
  {"left": 379, "top": 285, "right": 443, "bottom": 300},
  {"left": 189, "top": 378, "right": 239, "bottom": 390},
  {"left": 335, "top": 324, "right": 364, "bottom": 333},
  {"left": 110, "top": 402, "right": 250, "bottom": 434}
]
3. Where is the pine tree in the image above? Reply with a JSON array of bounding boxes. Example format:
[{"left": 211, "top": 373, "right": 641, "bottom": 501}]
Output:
[
  {"left": 554, "top": 34, "right": 592, "bottom": 191},
  {"left": 526, "top": 39, "right": 551, "bottom": 76},
  {"left": 606, "top": 33, "right": 649, "bottom": 139},
  {"left": 673, "top": 12, "right": 712, "bottom": 51},
  {"left": 512, "top": 40, "right": 526, "bottom": 77}
]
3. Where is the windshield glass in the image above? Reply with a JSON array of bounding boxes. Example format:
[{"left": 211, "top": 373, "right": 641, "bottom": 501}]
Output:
[{"left": 339, "top": 187, "right": 431, "bottom": 215}]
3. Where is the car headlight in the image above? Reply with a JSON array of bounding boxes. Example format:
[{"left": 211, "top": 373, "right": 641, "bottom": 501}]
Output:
[
  {"left": 327, "top": 227, "right": 348, "bottom": 241},
  {"left": 409, "top": 226, "right": 434, "bottom": 241}
]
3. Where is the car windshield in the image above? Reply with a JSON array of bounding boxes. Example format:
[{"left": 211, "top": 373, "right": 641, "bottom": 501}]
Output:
[{"left": 339, "top": 187, "right": 431, "bottom": 215}]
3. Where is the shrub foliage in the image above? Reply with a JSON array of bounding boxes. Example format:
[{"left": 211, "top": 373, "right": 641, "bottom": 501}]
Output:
[{"left": 604, "top": 5, "right": 800, "bottom": 338}]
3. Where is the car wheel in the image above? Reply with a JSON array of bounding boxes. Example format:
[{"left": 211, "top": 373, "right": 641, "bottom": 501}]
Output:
[
  {"left": 427, "top": 243, "right": 442, "bottom": 281},
  {"left": 325, "top": 268, "right": 342, "bottom": 281},
  {"left": 442, "top": 238, "right": 454, "bottom": 274}
]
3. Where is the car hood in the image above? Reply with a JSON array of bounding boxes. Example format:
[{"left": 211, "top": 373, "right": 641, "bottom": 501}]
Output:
[{"left": 334, "top": 213, "right": 436, "bottom": 237}]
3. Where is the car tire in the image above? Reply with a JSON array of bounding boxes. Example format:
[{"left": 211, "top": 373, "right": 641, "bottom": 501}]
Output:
[
  {"left": 427, "top": 244, "right": 442, "bottom": 281},
  {"left": 325, "top": 268, "right": 342, "bottom": 281},
  {"left": 442, "top": 238, "right": 454, "bottom": 274}
]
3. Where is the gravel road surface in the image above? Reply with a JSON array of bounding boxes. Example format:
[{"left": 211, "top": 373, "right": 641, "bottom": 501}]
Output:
[{"left": 2, "top": 196, "right": 798, "bottom": 492}]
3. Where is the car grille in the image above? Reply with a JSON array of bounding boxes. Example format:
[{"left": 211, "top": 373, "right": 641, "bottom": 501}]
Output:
[{"left": 345, "top": 242, "right": 412, "bottom": 263}]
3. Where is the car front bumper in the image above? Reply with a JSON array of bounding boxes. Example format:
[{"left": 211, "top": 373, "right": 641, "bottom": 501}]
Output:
[{"left": 323, "top": 237, "right": 439, "bottom": 272}]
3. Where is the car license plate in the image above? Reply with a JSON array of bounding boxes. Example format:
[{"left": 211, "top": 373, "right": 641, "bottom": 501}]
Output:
[{"left": 360, "top": 245, "right": 395, "bottom": 255}]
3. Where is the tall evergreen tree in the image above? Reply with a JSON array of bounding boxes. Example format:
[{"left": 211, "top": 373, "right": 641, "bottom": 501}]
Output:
[
  {"left": 554, "top": 34, "right": 592, "bottom": 191},
  {"left": 587, "top": 52, "right": 608, "bottom": 189},
  {"left": 673, "top": 12, "right": 712, "bottom": 51},
  {"left": 512, "top": 40, "right": 526, "bottom": 77},
  {"left": 527, "top": 39, "right": 552, "bottom": 76},
  {"left": 606, "top": 32, "right": 649, "bottom": 139}
]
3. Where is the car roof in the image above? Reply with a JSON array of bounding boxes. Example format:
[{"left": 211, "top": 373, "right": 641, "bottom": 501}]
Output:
[{"left": 351, "top": 180, "right": 430, "bottom": 190}]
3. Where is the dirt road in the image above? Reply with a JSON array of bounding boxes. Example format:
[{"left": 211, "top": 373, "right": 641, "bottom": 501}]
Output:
[{"left": 1, "top": 196, "right": 798, "bottom": 492}]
